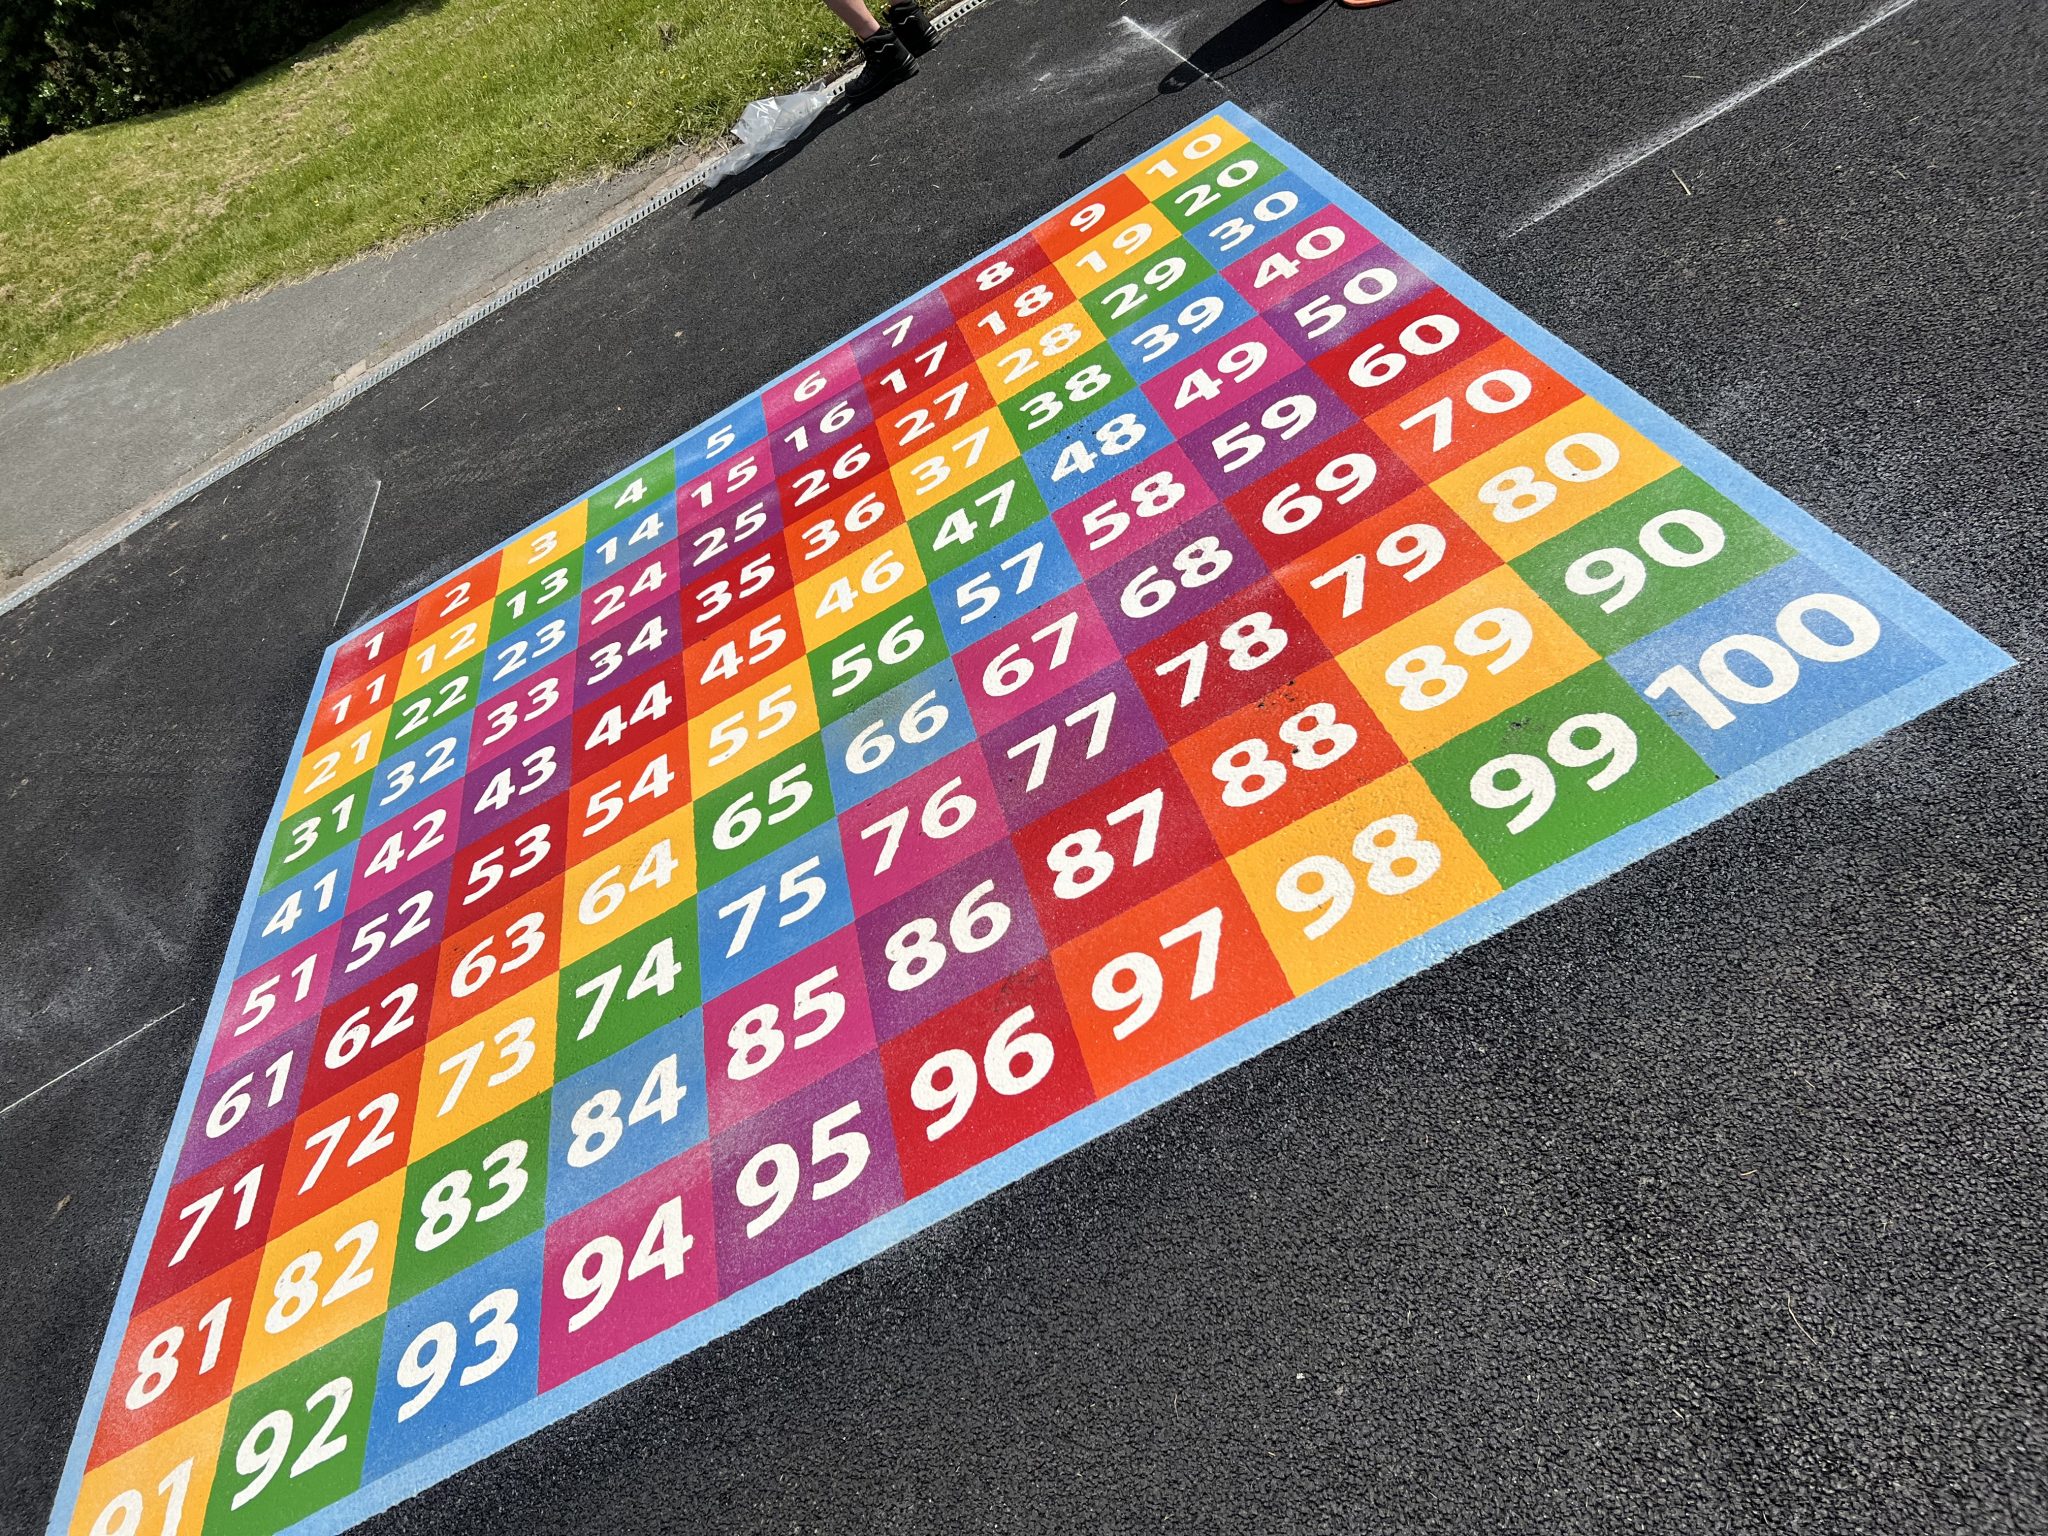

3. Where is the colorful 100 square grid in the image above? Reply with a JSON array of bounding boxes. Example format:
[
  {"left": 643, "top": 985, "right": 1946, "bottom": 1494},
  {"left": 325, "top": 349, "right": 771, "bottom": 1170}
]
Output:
[{"left": 50, "top": 105, "right": 2005, "bottom": 1536}]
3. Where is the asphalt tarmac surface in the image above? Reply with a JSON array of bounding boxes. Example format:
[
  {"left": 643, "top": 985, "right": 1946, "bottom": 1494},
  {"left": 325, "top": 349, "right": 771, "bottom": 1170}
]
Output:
[{"left": 3, "top": 0, "right": 2042, "bottom": 1530}]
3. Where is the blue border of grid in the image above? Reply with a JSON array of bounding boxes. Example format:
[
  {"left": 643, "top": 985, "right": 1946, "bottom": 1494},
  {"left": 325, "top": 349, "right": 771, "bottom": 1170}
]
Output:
[{"left": 46, "top": 99, "right": 2014, "bottom": 1536}]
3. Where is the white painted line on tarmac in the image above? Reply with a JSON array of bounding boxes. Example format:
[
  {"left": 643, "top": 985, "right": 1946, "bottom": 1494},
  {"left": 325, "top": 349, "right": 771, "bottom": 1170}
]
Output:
[
  {"left": 1506, "top": 0, "right": 1920, "bottom": 239},
  {"left": 0, "top": 1002, "right": 190, "bottom": 1120},
  {"left": 1119, "top": 15, "right": 1220, "bottom": 87},
  {"left": 333, "top": 476, "right": 384, "bottom": 627}
]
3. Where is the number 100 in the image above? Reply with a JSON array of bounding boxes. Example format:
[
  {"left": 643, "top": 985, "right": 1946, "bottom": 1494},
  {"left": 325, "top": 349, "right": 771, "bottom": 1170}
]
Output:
[{"left": 1646, "top": 592, "right": 1881, "bottom": 729}]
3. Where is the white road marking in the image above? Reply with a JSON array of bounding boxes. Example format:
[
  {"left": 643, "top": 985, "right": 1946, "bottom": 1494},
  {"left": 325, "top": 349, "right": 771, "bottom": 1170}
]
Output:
[
  {"left": 1120, "top": 14, "right": 1220, "bottom": 86},
  {"left": 1506, "top": 0, "right": 1920, "bottom": 239},
  {"left": 0, "top": 1002, "right": 190, "bottom": 1120},
  {"left": 332, "top": 475, "right": 384, "bottom": 627}
]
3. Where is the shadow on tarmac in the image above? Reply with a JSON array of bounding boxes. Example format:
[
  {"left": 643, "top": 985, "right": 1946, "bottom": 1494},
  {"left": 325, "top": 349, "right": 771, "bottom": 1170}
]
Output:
[
  {"left": 692, "top": 0, "right": 1347, "bottom": 212},
  {"left": 1058, "top": 0, "right": 1339, "bottom": 160},
  {"left": 688, "top": 94, "right": 865, "bottom": 216},
  {"left": 1159, "top": 0, "right": 1341, "bottom": 92}
]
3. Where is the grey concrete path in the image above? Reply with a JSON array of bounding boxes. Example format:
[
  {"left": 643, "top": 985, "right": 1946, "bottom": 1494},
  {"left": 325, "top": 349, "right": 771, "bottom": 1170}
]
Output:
[{"left": 0, "top": 147, "right": 705, "bottom": 590}]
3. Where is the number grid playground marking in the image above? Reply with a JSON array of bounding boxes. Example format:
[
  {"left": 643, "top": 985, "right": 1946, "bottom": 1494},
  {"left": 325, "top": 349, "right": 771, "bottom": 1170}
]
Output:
[{"left": 48, "top": 104, "right": 2009, "bottom": 1536}]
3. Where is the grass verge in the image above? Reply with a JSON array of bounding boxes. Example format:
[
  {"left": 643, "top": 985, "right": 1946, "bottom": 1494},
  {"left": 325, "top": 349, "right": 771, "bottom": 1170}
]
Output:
[{"left": 0, "top": 0, "right": 852, "bottom": 385}]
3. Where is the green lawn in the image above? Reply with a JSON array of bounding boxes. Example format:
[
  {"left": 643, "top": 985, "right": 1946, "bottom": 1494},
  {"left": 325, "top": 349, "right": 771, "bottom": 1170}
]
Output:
[{"left": 0, "top": 0, "right": 853, "bottom": 385}]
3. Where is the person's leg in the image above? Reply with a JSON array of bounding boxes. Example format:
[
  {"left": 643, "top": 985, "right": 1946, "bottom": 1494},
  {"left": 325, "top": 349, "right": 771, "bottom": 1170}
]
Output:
[
  {"left": 822, "top": 0, "right": 882, "bottom": 39},
  {"left": 832, "top": 0, "right": 918, "bottom": 97},
  {"left": 824, "top": 0, "right": 938, "bottom": 54}
]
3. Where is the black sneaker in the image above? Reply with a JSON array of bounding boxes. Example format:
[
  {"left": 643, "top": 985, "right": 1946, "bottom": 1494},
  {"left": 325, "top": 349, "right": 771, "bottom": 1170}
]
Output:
[
  {"left": 850, "top": 24, "right": 918, "bottom": 98},
  {"left": 886, "top": 0, "right": 940, "bottom": 54}
]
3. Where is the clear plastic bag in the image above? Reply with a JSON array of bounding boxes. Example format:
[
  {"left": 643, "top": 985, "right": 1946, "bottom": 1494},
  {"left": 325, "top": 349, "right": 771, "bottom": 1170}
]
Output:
[{"left": 703, "top": 91, "right": 830, "bottom": 187}]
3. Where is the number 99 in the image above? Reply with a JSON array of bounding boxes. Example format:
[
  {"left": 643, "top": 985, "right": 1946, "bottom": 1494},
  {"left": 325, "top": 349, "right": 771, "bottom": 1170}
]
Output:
[{"left": 1470, "top": 712, "right": 1638, "bottom": 834}]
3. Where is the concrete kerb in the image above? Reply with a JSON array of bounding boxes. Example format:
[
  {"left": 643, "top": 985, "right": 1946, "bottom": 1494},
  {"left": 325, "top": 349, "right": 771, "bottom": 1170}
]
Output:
[{"left": 0, "top": 0, "right": 998, "bottom": 620}]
